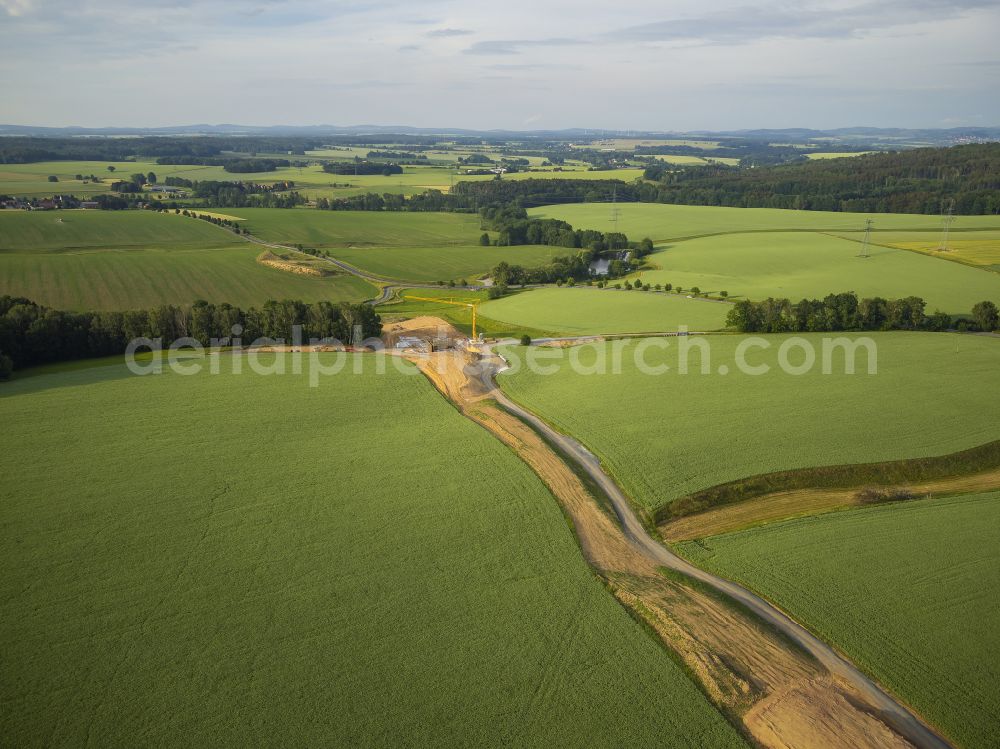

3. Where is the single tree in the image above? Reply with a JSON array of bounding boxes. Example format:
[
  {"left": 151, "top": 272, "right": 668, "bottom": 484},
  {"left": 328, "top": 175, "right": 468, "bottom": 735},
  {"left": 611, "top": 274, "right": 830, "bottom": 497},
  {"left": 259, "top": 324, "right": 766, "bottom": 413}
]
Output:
[
  {"left": 972, "top": 300, "right": 999, "bottom": 331},
  {"left": 106, "top": 165, "right": 115, "bottom": 173},
  {"left": 479, "top": 232, "right": 491, "bottom": 246},
  {"left": 47, "top": 175, "right": 58, "bottom": 182},
  {"left": 519, "top": 334, "right": 532, "bottom": 346}
]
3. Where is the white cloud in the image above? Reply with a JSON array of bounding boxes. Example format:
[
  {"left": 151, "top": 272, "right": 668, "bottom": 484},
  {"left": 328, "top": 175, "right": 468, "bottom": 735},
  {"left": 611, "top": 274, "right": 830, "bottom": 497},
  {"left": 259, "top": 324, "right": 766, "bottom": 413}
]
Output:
[
  {"left": 0, "top": 0, "right": 35, "bottom": 16},
  {"left": 0, "top": 0, "right": 997, "bottom": 129}
]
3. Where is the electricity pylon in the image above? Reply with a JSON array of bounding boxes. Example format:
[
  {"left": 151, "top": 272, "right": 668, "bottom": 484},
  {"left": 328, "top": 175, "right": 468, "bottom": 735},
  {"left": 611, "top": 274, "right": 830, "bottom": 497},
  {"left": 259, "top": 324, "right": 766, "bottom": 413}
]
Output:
[
  {"left": 859, "top": 218, "right": 873, "bottom": 258},
  {"left": 939, "top": 200, "right": 955, "bottom": 252}
]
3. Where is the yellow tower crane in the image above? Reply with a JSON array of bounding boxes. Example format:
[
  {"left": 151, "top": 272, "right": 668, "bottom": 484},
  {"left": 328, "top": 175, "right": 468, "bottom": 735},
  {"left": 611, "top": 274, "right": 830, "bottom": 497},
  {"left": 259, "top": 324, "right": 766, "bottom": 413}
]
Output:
[{"left": 403, "top": 295, "right": 480, "bottom": 339}]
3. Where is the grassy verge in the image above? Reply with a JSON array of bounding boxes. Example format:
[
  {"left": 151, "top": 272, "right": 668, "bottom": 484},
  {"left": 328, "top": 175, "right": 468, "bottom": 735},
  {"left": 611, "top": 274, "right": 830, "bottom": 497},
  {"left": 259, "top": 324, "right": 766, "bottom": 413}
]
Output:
[{"left": 659, "top": 439, "right": 1000, "bottom": 523}]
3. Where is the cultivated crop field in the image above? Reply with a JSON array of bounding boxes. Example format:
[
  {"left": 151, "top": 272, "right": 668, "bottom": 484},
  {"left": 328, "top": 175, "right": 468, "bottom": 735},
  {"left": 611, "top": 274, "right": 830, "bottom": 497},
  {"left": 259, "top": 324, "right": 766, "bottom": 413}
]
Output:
[
  {"left": 0, "top": 210, "right": 375, "bottom": 309},
  {"left": 0, "top": 357, "right": 744, "bottom": 748},
  {"left": 333, "top": 244, "right": 568, "bottom": 282},
  {"left": 677, "top": 490, "right": 1000, "bottom": 749},
  {"left": 497, "top": 332, "right": 1000, "bottom": 515},
  {"left": 479, "top": 287, "right": 731, "bottom": 335},
  {"left": 833, "top": 229, "right": 1000, "bottom": 270},
  {"left": 530, "top": 202, "right": 1000, "bottom": 241},
  {"left": 632, "top": 231, "right": 1000, "bottom": 313},
  {"left": 529, "top": 204, "right": 1000, "bottom": 313},
  {"left": 0, "top": 159, "right": 646, "bottom": 201},
  {"left": 236, "top": 209, "right": 571, "bottom": 282},
  {"left": 238, "top": 208, "right": 484, "bottom": 247},
  {"left": 0, "top": 209, "right": 246, "bottom": 252}
]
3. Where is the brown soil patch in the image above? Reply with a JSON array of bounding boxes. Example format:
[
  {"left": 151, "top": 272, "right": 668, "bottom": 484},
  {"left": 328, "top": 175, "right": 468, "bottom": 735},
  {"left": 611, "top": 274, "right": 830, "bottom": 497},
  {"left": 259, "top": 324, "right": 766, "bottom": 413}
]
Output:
[
  {"left": 415, "top": 348, "right": 927, "bottom": 749},
  {"left": 383, "top": 315, "right": 463, "bottom": 347},
  {"left": 257, "top": 250, "right": 330, "bottom": 277},
  {"left": 661, "top": 467, "right": 1000, "bottom": 541},
  {"left": 745, "top": 680, "right": 914, "bottom": 749},
  {"left": 537, "top": 336, "right": 605, "bottom": 348}
]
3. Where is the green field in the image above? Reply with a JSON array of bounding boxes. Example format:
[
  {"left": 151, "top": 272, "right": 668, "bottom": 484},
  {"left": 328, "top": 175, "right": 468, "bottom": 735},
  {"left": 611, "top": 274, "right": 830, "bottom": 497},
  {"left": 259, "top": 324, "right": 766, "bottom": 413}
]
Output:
[
  {"left": 0, "top": 160, "right": 646, "bottom": 201},
  {"left": 238, "top": 208, "right": 483, "bottom": 247},
  {"left": 0, "top": 246, "right": 375, "bottom": 310},
  {"left": 0, "top": 210, "right": 376, "bottom": 309},
  {"left": 0, "top": 209, "right": 246, "bottom": 252},
  {"left": 480, "top": 287, "right": 731, "bottom": 335},
  {"left": 380, "top": 288, "right": 555, "bottom": 337},
  {"left": 805, "top": 151, "right": 874, "bottom": 159},
  {"left": 498, "top": 332, "right": 1000, "bottom": 514},
  {"left": 677, "top": 491, "right": 1000, "bottom": 749},
  {"left": 335, "top": 244, "right": 568, "bottom": 282},
  {"left": 235, "top": 209, "right": 570, "bottom": 282},
  {"left": 634, "top": 232, "right": 1000, "bottom": 314},
  {"left": 835, "top": 229, "right": 1000, "bottom": 270},
  {"left": 528, "top": 204, "right": 1000, "bottom": 313},
  {"left": 0, "top": 356, "right": 745, "bottom": 747},
  {"left": 530, "top": 202, "right": 1000, "bottom": 241}
]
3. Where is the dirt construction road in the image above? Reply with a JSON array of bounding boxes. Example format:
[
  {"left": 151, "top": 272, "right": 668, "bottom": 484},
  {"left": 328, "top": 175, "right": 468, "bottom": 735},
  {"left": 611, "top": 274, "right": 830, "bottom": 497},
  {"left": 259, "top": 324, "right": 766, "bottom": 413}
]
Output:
[{"left": 456, "top": 343, "right": 952, "bottom": 749}]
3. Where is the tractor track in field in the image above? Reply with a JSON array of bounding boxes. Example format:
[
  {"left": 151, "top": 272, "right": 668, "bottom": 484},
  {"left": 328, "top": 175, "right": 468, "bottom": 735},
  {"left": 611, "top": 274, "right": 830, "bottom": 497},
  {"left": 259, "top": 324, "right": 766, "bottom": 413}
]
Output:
[{"left": 409, "top": 342, "right": 954, "bottom": 749}]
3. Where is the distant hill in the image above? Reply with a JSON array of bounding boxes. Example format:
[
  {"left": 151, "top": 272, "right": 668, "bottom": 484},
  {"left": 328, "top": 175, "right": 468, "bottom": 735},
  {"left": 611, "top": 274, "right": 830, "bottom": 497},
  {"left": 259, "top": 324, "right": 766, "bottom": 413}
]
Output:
[{"left": 1, "top": 123, "right": 998, "bottom": 146}]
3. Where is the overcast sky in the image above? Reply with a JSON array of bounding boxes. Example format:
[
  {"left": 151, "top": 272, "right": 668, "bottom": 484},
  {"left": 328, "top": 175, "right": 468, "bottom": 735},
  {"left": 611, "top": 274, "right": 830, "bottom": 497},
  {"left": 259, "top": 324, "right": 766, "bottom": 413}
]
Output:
[{"left": 1, "top": 0, "right": 998, "bottom": 130}]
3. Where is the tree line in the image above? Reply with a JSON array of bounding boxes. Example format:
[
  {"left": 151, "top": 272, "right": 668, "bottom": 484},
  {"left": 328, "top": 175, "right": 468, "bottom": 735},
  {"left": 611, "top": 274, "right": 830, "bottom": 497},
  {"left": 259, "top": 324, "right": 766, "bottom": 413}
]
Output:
[
  {"left": 189, "top": 181, "right": 305, "bottom": 208},
  {"left": 314, "top": 179, "right": 636, "bottom": 212},
  {"left": 479, "top": 205, "right": 631, "bottom": 249},
  {"left": 490, "top": 253, "right": 600, "bottom": 287},
  {"left": 452, "top": 178, "right": 634, "bottom": 207},
  {"left": 0, "top": 296, "right": 382, "bottom": 377},
  {"left": 0, "top": 136, "right": 330, "bottom": 164},
  {"left": 725, "top": 292, "right": 1000, "bottom": 333},
  {"left": 313, "top": 145, "right": 998, "bottom": 217},
  {"left": 640, "top": 144, "right": 1000, "bottom": 215},
  {"left": 322, "top": 162, "right": 403, "bottom": 176},
  {"left": 488, "top": 234, "right": 653, "bottom": 288},
  {"left": 155, "top": 157, "right": 292, "bottom": 173}
]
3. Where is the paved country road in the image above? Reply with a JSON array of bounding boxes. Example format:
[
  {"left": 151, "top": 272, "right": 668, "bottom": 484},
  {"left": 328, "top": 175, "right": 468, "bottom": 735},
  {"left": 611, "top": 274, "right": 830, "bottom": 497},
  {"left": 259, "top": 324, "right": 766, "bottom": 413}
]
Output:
[{"left": 478, "top": 343, "right": 953, "bottom": 749}]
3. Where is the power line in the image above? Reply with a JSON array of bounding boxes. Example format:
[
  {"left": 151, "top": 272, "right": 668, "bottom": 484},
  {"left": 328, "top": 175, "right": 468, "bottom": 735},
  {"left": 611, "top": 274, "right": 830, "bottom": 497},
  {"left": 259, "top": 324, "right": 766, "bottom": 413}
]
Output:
[
  {"left": 859, "top": 218, "right": 873, "bottom": 259},
  {"left": 939, "top": 199, "right": 955, "bottom": 252},
  {"left": 610, "top": 185, "right": 621, "bottom": 233}
]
